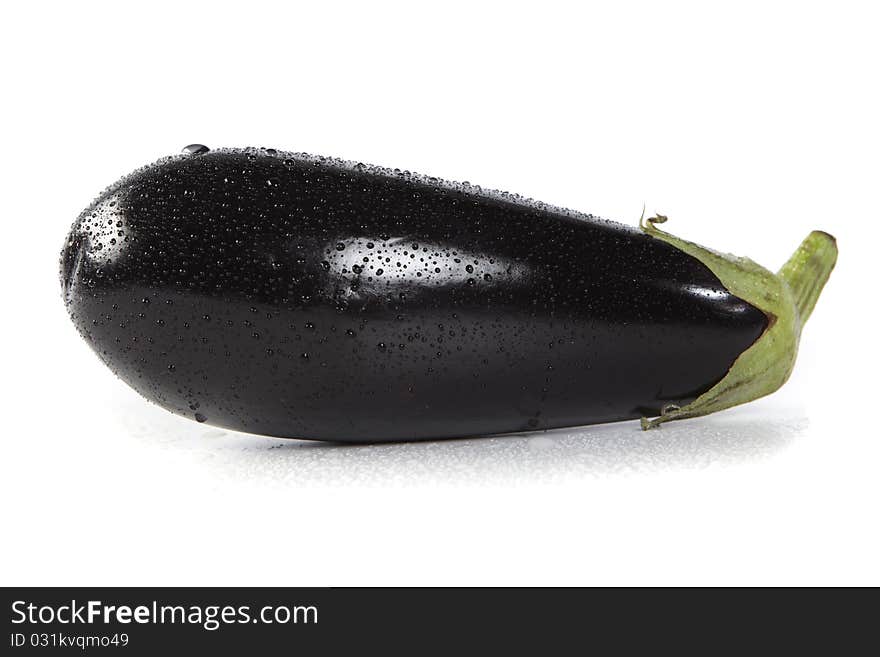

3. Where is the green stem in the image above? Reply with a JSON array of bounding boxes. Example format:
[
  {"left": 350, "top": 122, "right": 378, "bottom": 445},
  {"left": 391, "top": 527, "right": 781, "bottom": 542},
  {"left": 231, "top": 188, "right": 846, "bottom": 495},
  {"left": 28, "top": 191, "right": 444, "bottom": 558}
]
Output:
[
  {"left": 778, "top": 231, "right": 838, "bottom": 326},
  {"left": 639, "top": 215, "right": 838, "bottom": 430}
]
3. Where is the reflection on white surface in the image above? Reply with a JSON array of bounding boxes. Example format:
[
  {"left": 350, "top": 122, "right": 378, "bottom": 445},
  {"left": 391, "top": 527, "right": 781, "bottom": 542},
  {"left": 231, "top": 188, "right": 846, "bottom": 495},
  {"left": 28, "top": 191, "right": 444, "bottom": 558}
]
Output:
[{"left": 120, "top": 398, "right": 806, "bottom": 486}]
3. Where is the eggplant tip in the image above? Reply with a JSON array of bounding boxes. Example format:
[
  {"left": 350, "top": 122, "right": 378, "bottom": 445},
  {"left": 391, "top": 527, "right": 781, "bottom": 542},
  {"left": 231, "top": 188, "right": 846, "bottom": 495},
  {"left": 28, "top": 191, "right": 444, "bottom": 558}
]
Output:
[{"left": 639, "top": 220, "right": 837, "bottom": 429}]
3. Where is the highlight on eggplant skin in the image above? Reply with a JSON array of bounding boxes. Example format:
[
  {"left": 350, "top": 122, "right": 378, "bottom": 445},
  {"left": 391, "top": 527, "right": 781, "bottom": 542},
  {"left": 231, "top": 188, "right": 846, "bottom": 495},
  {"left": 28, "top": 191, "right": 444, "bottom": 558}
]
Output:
[{"left": 59, "top": 146, "right": 837, "bottom": 442}]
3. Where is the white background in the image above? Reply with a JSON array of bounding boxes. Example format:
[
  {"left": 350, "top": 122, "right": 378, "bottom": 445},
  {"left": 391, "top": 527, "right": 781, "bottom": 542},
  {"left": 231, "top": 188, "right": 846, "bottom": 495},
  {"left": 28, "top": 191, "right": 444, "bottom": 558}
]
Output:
[{"left": 1, "top": 1, "right": 877, "bottom": 586}]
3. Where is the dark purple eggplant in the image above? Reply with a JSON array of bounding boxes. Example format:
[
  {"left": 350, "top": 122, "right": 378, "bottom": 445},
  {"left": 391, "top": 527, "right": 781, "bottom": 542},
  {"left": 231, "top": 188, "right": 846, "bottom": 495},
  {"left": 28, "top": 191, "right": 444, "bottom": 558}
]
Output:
[{"left": 60, "top": 146, "right": 836, "bottom": 441}]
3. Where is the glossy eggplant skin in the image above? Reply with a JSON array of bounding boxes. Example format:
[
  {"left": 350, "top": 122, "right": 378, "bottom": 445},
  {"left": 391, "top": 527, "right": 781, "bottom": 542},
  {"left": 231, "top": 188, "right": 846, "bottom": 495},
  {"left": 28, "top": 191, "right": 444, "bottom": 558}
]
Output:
[{"left": 61, "top": 148, "right": 767, "bottom": 441}]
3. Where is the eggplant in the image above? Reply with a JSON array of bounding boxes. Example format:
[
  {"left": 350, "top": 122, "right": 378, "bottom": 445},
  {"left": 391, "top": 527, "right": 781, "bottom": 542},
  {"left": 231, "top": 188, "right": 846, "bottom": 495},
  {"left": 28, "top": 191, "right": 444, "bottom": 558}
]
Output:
[{"left": 60, "top": 146, "right": 836, "bottom": 441}]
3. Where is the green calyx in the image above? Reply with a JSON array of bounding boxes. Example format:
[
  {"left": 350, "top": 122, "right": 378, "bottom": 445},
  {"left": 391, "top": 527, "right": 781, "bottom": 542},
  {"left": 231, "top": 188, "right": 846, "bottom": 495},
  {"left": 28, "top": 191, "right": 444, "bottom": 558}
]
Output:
[{"left": 638, "top": 213, "right": 837, "bottom": 430}]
